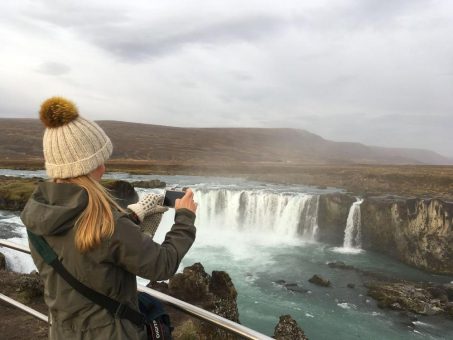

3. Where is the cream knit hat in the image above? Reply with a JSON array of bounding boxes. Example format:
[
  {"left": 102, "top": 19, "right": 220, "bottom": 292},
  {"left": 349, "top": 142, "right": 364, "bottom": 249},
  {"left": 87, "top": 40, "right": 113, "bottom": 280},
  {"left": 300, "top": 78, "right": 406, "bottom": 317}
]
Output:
[{"left": 39, "top": 97, "right": 113, "bottom": 179}]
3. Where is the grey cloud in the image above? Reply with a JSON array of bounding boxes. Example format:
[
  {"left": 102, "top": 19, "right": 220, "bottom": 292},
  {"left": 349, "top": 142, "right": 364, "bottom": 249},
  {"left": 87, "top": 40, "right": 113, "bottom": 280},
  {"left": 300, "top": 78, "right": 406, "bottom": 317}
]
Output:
[
  {"left": 27, "top": 3, "right": 286, "bottom": 61},
  {"left": 91, "top": 15, "right": 286, "bottom": 61},
  {"left": 37, "top": 62, "right": 71, "bottom": 76},
  {"left": 294, "top": 0, "right": 432, "bottom": 32},
  {"left": 24, "top": 2, "right": 128, "bottom": 28}
]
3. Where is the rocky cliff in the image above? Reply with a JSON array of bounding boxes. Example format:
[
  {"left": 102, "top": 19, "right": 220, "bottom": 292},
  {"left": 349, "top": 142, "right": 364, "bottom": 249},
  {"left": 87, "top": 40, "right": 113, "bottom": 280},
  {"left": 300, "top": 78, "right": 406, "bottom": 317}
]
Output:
[
  {"left": 361, "top": 197, "right": 453, "bottom": 274},
  {"left": 317, "top": 194, "right": 453, "bottom": 275},
  {"left": 317, "top": 193, "right": 355, "bottom": 245}
]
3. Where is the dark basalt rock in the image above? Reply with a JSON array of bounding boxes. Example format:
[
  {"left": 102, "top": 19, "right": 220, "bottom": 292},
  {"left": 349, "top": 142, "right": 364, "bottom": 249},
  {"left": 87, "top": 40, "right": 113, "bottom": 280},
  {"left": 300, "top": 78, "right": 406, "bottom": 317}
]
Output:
[
  {"left": 210, "top": 271, "right": 237, "bottom": 300},
  {"left": 15, "top": 272, "right": 44, "bottom": 304},
  {"left": 273, "top": 280, "right": 309, "bottom": 294},
  {"left": 159, "top": 263, "right": 240, "bottom": 339},
  {"left": 284, "top": 283, "right": 309, "bottom": 294},
  {"left": 273, "top": 314, "right": 308, "bottom": 340},
  {"left": 131, "top": 179, "right": 166, "bottom": 189},
  {"left": 366, "top": 281, "right": 452, "bottom": 317},
  {"left": 317, "top": 193, "right": 355, "bottom": 245},
  {"left": 0, "top": 270, "right": 44, "bottom": 308},
  {"left": 327, "top": 261, "right": 354, "bottom": 270},
  {"left": 168, "top": 263, "right": 211, "bottom": 301},
  {"left": 104, "top": 180, "right": 139, "bottom": 208},
  {"left": 308, "top": 275, "right": 331, "bottom": 287}
]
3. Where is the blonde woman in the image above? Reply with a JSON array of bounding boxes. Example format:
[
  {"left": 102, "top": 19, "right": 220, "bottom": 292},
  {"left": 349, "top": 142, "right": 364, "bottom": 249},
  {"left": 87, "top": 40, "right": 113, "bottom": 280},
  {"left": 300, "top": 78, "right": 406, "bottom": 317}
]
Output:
[{"left": 21, "top": 97, "right": 197, "bottom": 339}]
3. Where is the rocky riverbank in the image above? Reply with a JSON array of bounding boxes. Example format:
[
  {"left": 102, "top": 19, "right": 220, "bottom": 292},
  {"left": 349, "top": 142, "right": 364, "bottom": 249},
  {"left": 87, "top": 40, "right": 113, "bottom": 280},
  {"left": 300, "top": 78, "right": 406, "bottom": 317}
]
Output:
[
  {"left": 0, "top": 176, "right": 42, "bottom": 211},
  {"left": 0, "top": 177, "right": 165, "bottom": 211}
]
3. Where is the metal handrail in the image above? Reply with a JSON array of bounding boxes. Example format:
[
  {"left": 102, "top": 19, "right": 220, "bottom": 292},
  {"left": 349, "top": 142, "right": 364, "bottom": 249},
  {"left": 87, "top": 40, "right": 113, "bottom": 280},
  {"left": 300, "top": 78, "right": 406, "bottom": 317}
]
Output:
[
  {"left": 0, "top": 293, "right": 48, "bottom": 323},
  {"left": 0, "top": 240, "right": 273, "bottom": 340}
]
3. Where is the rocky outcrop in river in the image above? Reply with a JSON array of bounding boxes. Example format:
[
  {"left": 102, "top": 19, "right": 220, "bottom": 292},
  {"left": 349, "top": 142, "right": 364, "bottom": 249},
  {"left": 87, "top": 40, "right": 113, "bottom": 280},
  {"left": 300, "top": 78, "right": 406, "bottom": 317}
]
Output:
[
  {"left": 151, "top": 262, "right": 240, "bottom": 339},
  {"left": 366, "top": 280, "right": 453, "bottom": 318},
  {"left": 273, "top": 314, "right": 308, "bottom": 340}
]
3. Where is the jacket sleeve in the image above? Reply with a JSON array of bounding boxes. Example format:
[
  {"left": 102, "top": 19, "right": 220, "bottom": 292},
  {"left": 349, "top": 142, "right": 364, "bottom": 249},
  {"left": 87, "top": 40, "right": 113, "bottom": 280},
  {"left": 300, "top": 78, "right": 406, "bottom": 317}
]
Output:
[{"left": 107, "top": 208, "right": 196, "bottom": 281}]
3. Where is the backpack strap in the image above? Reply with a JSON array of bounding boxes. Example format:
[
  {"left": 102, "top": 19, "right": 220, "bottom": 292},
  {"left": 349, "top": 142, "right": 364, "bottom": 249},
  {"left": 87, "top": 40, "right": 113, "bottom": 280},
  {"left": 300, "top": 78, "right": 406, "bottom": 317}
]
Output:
[{"left": 27, "top": 230, "right": 146, "bottom": 327}]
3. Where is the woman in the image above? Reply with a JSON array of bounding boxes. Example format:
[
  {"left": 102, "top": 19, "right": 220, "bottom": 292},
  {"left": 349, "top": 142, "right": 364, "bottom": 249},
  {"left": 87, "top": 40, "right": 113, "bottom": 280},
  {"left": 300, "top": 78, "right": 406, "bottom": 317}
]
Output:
[{"left": 20, "top": 97, "right": 197, "bottom": 339}]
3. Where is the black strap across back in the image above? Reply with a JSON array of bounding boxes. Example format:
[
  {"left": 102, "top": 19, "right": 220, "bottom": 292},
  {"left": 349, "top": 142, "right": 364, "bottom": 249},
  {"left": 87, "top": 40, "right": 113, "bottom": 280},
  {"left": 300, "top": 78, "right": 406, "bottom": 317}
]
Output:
[{"left": 27, "top": 230, "right": 146, "bottom": 327}]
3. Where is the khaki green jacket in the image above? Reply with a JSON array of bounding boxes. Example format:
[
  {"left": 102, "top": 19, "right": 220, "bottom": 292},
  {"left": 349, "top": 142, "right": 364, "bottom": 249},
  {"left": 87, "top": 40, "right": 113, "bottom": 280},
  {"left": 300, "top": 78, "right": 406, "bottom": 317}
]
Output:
[{"left": 20, "top": 182, "right": 196, "bottom": 340}]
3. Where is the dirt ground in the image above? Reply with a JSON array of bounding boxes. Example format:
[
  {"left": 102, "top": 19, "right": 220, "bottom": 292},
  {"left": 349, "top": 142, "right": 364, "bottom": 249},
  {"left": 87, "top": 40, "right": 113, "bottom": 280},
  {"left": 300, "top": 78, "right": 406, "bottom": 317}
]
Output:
[
  {"left": 0, "top": 270, "right": 48, "bottom": 339},
  {"left": 0, "top": 302, "right": 48, "bottom": 339}
]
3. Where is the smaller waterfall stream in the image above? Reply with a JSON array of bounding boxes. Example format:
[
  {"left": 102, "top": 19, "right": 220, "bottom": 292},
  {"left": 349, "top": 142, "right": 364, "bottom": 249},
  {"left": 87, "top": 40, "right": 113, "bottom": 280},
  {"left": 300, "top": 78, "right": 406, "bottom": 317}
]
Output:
[
  {"left": 299, "top": 195, "right": 319, "bottom": 241},
  {"left": 343, "top": 198, "right": 364, "bottom": 249}
]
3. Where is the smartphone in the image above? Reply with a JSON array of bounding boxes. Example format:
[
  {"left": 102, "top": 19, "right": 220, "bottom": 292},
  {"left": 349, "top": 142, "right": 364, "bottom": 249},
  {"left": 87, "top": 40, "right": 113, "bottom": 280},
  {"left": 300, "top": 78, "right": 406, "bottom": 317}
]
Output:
[{"left": 163, "top": 190, "right": 186, "bottom": 207}]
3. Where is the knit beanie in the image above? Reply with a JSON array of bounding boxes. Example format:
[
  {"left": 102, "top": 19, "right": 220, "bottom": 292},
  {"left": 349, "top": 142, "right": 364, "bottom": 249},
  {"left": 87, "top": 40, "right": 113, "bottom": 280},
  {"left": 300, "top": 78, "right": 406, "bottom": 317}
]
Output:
[{"left": 39, "top": 97, "right": 113, "bottom": 179}]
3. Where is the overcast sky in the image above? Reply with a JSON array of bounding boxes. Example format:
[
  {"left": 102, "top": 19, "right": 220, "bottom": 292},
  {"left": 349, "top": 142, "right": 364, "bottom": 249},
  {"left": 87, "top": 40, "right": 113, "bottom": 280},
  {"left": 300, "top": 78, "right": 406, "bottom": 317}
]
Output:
[{"left": 1, "top": 0, "right": 452, "bottom": 157}]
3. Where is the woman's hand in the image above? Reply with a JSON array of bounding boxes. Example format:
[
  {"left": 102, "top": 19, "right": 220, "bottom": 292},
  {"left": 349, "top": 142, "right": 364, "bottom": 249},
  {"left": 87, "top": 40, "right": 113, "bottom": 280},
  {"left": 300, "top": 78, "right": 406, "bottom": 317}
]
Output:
[
  {"left": 127, "top": 193, "right": 167, "bottom": 222},
  {"left": 175, "top": 189, "right": 198, "bottom": 214}
]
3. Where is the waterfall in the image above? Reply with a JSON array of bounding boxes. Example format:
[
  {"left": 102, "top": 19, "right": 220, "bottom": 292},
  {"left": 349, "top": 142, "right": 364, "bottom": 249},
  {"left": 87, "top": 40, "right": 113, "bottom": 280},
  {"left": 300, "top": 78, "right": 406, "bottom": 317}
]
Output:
[
  {"left": 193, "top": 189, "right": 319, "bottom": 239},
  {"left": 299, "top": 195, "right": 319, "bottom": 241},
  {"left": 343, "top": 198, "right": 364, "bottom": 248}
]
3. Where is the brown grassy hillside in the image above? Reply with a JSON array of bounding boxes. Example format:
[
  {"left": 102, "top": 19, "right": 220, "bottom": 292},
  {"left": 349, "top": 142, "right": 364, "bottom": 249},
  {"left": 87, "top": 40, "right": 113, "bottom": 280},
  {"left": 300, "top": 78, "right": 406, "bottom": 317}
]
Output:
[{"left": 0, "top": 118, "right": 451, "bottom": 165}]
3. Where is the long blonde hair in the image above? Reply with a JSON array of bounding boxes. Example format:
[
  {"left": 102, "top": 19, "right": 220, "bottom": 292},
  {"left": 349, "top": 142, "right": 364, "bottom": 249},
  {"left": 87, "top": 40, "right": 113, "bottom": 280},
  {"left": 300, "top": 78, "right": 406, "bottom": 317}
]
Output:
[{"left": 59, "top": 175, "right": 124, "bottom": 253}]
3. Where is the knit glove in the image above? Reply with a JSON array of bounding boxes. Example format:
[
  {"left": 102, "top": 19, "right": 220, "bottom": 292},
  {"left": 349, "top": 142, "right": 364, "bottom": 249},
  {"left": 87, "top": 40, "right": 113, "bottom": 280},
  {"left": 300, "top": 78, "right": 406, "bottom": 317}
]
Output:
[
  {"left": 127, "top": 193, "right": 168, "bottom": 237},
  {"left": 140, "top": 213, "right": 166, "bottom": 238}
]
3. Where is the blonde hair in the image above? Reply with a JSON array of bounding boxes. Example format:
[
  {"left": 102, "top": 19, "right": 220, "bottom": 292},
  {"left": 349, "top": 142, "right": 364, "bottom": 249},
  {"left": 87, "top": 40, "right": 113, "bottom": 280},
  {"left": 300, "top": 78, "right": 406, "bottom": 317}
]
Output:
[{"left": 58, "top": 175, "right": 124, "bottom": 253}]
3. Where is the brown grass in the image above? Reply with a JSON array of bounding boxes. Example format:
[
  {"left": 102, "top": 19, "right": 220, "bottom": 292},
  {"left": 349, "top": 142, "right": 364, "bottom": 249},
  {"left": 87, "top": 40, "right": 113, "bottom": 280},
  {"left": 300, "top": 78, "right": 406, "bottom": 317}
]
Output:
[{"left": 1, "top": 159, "right": 452, "bottom": 200}]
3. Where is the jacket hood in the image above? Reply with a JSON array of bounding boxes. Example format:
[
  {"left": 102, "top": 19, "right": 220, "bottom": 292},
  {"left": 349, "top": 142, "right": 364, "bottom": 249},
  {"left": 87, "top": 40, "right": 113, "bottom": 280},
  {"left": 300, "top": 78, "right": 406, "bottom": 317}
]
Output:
[{"left": 21, "top": 182, "right": 88, "bottom": 236}]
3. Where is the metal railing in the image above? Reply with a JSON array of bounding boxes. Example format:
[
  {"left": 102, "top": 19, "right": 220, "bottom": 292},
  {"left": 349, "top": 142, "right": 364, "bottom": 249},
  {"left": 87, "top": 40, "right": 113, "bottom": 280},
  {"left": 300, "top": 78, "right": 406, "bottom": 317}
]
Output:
[{"left": 0, "top": 240, "right": 272, "bottom": 340}]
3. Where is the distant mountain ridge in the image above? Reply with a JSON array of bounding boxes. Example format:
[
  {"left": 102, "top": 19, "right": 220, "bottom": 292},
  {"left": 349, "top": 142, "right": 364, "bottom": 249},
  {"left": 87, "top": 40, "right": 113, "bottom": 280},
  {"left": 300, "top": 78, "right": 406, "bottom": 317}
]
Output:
[{"left": 0, "top": 118, "right": 451, "bottom": 165}]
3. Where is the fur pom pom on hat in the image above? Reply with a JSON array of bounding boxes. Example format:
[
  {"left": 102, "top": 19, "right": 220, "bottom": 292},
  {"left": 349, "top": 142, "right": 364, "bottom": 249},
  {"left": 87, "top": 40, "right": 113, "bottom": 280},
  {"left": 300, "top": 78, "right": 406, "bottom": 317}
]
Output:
[
  {"left": 40, "top": 97, "right": 113, "bottom": 179},
  {"left": 40, "top": 97, "right": 79, "bottom": 128}
]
